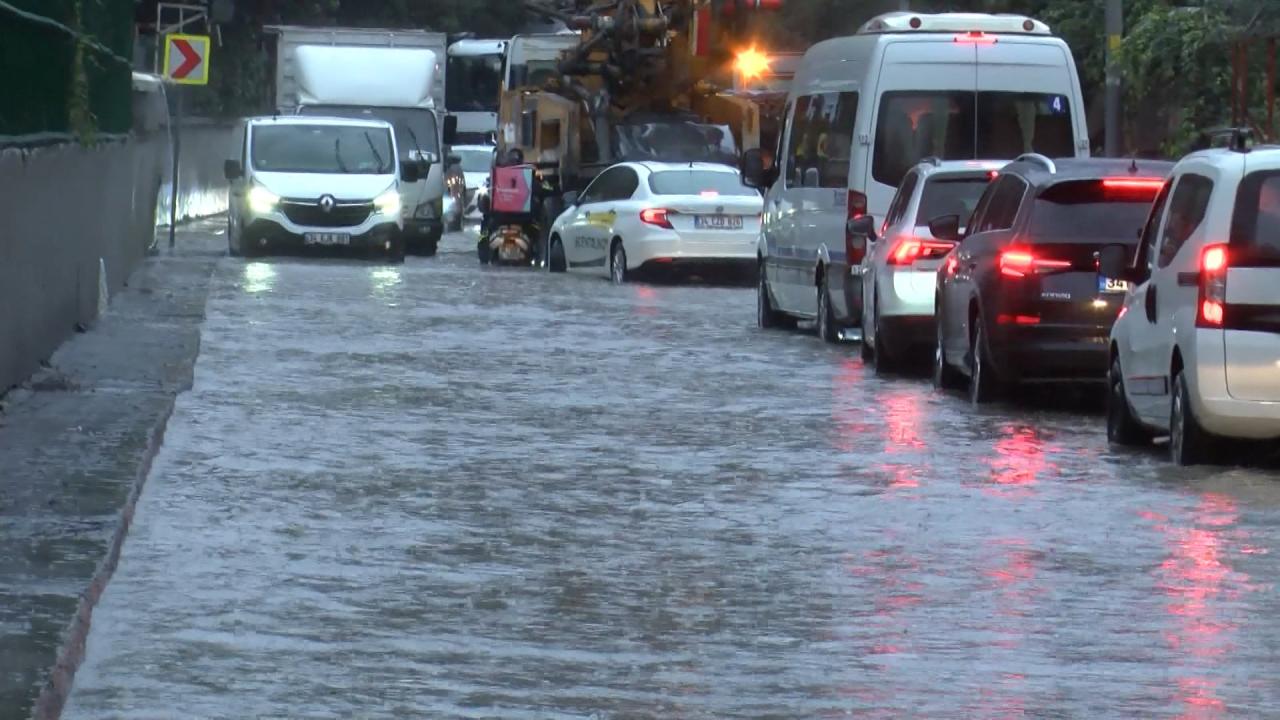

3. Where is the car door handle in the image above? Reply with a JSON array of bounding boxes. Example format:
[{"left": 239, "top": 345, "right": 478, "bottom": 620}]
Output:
[{"left": 1144, "top": 284, "right": 1158, "bottom": 323}]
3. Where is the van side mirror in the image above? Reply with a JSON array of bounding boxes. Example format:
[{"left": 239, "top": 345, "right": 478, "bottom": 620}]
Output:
[
  {"left": 562, "top": 190, "right": 579, "bottom": 207},
  {"left": 400, "top": 160, "right": 422, "bottom": 184},
  {"left": 847, "top": 215, "right": 877, "bottom": 243},
  {"left": 739, "top": 148, "right": 777, "bottom": 189},
  {"left": 928, "top": 214, "right": 962, "bottom": 242},
  {"left": 1097, "top": 244, "right": 1141, "bottom": 282},
  {"left": 224, "top": 160, "right": 243, "bottom": 180},
  {"left": 442, "top": 114, "right": 458, "bottom": 146}
]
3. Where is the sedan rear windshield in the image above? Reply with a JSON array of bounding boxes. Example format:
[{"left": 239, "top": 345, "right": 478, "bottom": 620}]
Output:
[
  {"left": 1231, "top": 170, "right": 1280, "bottom": 262},
  {"left": 251, "top": 125, "right": 395, "bottom": 175},
  {"left": 648, "top": 170, "right": 757, "bottom": 196},
  {"left": 916, "top": 175, "right": 992, "bottom": 226},
  {"left": 1027, "top": 179, "right": 1161, "bottom": 242}
]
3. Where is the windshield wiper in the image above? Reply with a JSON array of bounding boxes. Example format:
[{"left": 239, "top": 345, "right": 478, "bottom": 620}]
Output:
[
  {"left": 363, "top": 131, "right": 386, "bottom": 173},
  {"left": 403, "top": 124, "right": 427, "bottom": 167},
  {"left": 333, "top": 138, "right": 350, "bottom": 173}
]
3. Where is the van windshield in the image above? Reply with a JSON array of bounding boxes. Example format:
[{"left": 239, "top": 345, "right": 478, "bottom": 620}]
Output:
[
  {"left": 299, "top": 105, "right": 439, "bottom": 159},
  {"left": 251, "top": 125, "right": 395, "bottom": 175},
  {"left": 873, "top": 91, "right": 1074, "bottom": 188}
]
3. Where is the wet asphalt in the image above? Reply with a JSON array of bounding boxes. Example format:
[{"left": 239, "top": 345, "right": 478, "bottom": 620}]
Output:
[{"left": 62, "top": 230, "right": 1280, "bottom": 718}]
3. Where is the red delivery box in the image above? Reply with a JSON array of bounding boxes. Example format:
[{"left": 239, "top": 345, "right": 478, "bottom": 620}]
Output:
[{"left": 491, "top": 165, "right": 534, "bottom": 214}]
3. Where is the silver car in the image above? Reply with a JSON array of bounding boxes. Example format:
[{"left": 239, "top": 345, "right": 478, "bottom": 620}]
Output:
[{"left": 859, "top": 159, "right": 1006, "bottom": 370}]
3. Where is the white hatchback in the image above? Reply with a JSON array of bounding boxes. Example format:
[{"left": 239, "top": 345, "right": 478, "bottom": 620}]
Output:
[
  {"left": 548, "top": 162, "right": 762, "bottom": 283},
  {"left": 858, "top": 159, "right": 1003, "bottom": 369},
  {"left": 1103, "top": 137, "right": 1280, "bottom": 464}
]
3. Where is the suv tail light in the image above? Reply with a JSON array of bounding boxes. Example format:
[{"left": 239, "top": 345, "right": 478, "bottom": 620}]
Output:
[
  {"left": 1197, "top": 243, "right": 1229, "bottom": 327},
  {"left": 640, "top": 207, "right": 674, "bottom": 229},
  {"left": 999, "top": 248, "right": 1072, "bottom": 278},
  {"left": 886, "top": 238, "right": 956, "bottom": 265},
  {"left": 844, "top": 190, "right": 868, "bottom": 264}
]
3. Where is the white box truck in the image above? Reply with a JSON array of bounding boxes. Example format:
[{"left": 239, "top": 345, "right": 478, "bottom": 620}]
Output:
[{"left": 267, "top": 26, "right": 450, "bottom": 254}]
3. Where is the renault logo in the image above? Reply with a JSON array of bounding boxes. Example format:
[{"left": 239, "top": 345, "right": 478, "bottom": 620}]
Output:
[{"left": 318, "top": 194, "right": 336, "bottom": 213}]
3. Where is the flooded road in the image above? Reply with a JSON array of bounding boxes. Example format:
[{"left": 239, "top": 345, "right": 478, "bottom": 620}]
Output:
[{"left": 64, "top": 231, "right": 1280, "bottom": 718}]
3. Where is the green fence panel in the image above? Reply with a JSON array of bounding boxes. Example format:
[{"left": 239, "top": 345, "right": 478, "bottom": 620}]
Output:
[{"left": 0, "top": 0, "right": 134, "bottom": 141}]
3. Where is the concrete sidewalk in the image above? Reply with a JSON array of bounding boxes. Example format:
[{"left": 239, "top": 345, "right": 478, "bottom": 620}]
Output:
[{"left": 0, "top": 220, "right": 224, "bottom": 720}]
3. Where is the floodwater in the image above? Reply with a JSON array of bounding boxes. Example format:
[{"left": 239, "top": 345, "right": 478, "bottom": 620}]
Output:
[{"left": 64, "top": 231, "right": 1280, "bottom": 718}]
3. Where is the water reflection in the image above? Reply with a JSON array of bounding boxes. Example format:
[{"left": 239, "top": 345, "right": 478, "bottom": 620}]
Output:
[
  {"left": 243, "top": 262, "right": 276, "bottom": 294},
  {"left": 984, "top": 424, "right": 1055, "bottom": 498},
  {"left": 1150, "top": 493, "right": 1255, "bottom": 719},
  {"left": 369, "top": 267, "right": 402, "bottom": 302}
]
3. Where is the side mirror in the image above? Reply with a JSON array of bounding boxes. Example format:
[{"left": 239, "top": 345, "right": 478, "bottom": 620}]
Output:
[
  {"left": 562, "top": 190, "right": 579, "bottom": 207},
  {"left": 442, "top": 115, "right": 458, "bottom": 146},
  {"left": 928, "top": 214, "right": 962, "bottom": 243},
  {"left": 740, "top": 148, "right": 765, "bottom": 188},
  {"left": 847, "top": 215, "right": 877, "bottom": 243},
  {"left": 1097, "top": 244, "right": 1140, "bottom": 282},
  {"left": 400, "top": 160, "right": 422, "bottom": 184},
  {"left": 224, "top": 160, "right": 243, "bottom": 180}
]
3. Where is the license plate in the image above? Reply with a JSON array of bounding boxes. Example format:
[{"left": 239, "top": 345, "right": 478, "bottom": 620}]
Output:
[
  {"left": 1099, "top": 276, "right": 1130, "bottom": 293},
  {"left": 304, "top": 232, "right": 350, "bottom": 246},
  {"left": 694, "top": 214, "right": 743, "bottom": 230}
]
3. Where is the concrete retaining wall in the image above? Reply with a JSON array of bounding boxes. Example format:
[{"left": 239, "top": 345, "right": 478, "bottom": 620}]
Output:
[{"left": 0, "top": 118, "right": 235, "bottom": 393}]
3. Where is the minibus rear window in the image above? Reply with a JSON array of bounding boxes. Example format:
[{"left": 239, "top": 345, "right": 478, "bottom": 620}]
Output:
[{"left": 872, "top": 91, "right": 1074, "bottom": 188}]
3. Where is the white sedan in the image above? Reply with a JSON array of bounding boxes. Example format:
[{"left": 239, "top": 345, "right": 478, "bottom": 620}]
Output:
[{"left": 548, "top": 162, "right": 762, "bottom": 283}]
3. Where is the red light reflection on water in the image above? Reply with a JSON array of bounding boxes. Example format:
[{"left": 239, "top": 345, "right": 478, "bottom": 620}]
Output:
[
  {"left": 1147, "top": 492, "right": 1256, "bottom": 719},
  {"left": 630, "top": 285, "right": 659, "bottom": 316},
  {"left": 830, "top": 359, "right": 873, "bottom": 453},
  {"left": 984, "top": 424, "right": 1056, "bottom": 497}
]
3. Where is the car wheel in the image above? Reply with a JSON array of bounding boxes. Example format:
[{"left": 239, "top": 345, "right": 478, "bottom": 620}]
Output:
[
  {"left": 421, "top": 231, "right": 440, "bottom": 258},
  {"left": 610, "top": 241, "right": 628, "bottom": 284},
  {"left": 1108, "top": 359, "right": 1152, "bottom": 446},
  {"left": 758, "top": 262, "right": 795, "bottom": 330},
  {"left": 227, "top": 215, "right": 241, "bottom": 257},
  {"left": 933, "top": 312, "right": 964, "bottom": 390},
  {"left": 1170, "top": 369, "right": 1215, "bottom": 465},
  {"left": 967, "top": 315, "right": 1000, "bottom": 405},
  {"left": 872, "top": 300, "right": 896, "bottom": 373},
  {"left": 817, "top": 274, "right": 840, "bottom": 343},
  {"left": 549, "top": 236, "right": 567, "bottom": 273}
]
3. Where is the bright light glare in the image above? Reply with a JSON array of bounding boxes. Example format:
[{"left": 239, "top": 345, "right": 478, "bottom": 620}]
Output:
[
  {"left": 243, "top": 262, "right": 276, "bottom": 294},
  {"left": 375, "top": 189, "right": 402, "bottom": 216},
  {"left": 735, "top": 46, "right": 772, "bottom": 80},
  {"left": 248, "top": 186, "right": 280, "bottom": 215}
]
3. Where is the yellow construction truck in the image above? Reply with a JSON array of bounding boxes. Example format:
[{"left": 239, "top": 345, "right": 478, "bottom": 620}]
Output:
[{"left": 481, "top": 0, "right": 784, "bottom": 248}]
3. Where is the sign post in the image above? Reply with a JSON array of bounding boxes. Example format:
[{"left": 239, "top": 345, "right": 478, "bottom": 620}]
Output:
[{"left": 162, "top": 33, "right": 210, "bottom": 248}]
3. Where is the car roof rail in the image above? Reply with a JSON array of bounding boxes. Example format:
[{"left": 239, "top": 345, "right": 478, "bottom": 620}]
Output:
[
  {"left": 919, "top": 156, "right": 943, "bottom": 167},
  {"left": 1200, "top": 126, "right": 1254, "bottom": 153},
  {"left": 1014, "top": 153, "right": 1056, "bottom": 174}
]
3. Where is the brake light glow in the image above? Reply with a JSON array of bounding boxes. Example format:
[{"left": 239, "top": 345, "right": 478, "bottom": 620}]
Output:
[
  {"left": 640, "top": 208, "right": 674, "bottom": 229},
  {"left": 945, "top": 255, "right": 959, "bottom": 274},
  {"left": 999, "top": 248, "right": 1071, "bottom": 278},
  {"left": 887, "top": 238, "right": 956, "bottom": 265},
  {"left": 1197, "top": 243, "right": 1229, "bottom": 328},
  {"left": 997, "top": 314, "right": 1041, "bottom": 325},
  {"left": 955, "top": 31, "right": 997, "bottom": 45},
  {"left": 988, "top": 170, "right": 999, "bottom": 180},
  {"left": 1101, "top": 178, "right": 1164, "bottom": 191}
]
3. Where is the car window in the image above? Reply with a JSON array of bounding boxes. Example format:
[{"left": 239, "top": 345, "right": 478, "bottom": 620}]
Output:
[
  {"left": 1230, "top": 170, "right": 1280, "bottom": 264},
  {"left": 1158, "top": 174, "right": 1214, "bottom": 267},
  {"left": 884, "top": 170, "right": 920, "bottom": 229},
  {"left": 608, "top": 167, "right": 640, "bottom": 201},
  {"left": 1027, "top": 179, "right": 1162, "bottom": 243},
  {"left": 580, "top": 168, "right": 616, "bottom": 204},
  {"left": 648, "top": 170, "right": 757, "bottom": 196},
  {"left": 784, "top": 96, "right": 811, "bottom": 188},
  {"left": 916, "top": 175, "right": 992, "bottom": 228},
  {"left": 973, "top": 175, "right": 1025, "bottom": 233},
  {"left": 1137, "top": 180, "right": 1173, "bottom": 274},
  {"left": 965, "top": 181, "right": 999, "bottom": 237}
]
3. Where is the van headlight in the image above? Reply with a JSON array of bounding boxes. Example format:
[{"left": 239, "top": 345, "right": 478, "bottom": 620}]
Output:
[
  {"left": 248, "top": 186, "right": 280, "bottom": 215},
  {"left": 375, "top": 189, "right": 402, "bottom": 216}
]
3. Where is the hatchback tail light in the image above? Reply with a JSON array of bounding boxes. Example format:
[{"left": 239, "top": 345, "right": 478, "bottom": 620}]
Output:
[
  {"left": 1197, "top": 243, "right": 1229, "bottom": 328},
  {"left": 886, "top": 238, "right": 956, "bottom": 266},
  {"left": 999, "top": 248, "right": 1072, "bottom": 278},
  {"left": 640, "top": 208, "right": 674, "bottom": 229},
  {"left": 844, "top": 190, "right": 868, "bottom": 264}
]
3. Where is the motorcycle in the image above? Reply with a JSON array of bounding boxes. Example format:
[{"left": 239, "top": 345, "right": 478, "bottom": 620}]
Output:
[
  {"left": 477, "top": 163, "right": 541, "bottom": 266},
  {"left": 478, "top": 216, "right": 539, "bottom": 265}
]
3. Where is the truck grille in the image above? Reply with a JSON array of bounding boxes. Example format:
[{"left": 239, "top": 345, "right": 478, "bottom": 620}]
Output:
[{"left": 281, "top": 200, "right": 373, "bottom": 228}]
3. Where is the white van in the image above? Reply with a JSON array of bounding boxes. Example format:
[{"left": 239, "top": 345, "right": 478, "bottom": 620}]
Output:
[{"left": 747, "top": 12, "right": 1090, "bottom": 335}]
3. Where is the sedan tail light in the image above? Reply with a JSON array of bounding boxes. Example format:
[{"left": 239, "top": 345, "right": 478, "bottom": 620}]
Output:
[
  {"left": 1197, "top": 243, "right": 1229, "bottom": 327},
  {"left": 999, "top": 248, "right": 1072, "bottom": 278},
  {"left": 844, "top": 190, "right": 869, "bottom": 264},
  {"left": 640, "top": 208, "right": 674, "bottom": 229}
]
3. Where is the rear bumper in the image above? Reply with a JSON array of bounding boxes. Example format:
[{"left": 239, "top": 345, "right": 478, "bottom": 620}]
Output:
[
  {"left": 639, "top": 256, "right": 756, "bottom": 275},
  {"left": 989, "top": 324, "right": 1111, "bottom": 382},
  {"left": 878, "top": 266, "right": 938, "bottom": 319},
  {"left": 879, "top": 314, "right": 934, "bottom": 350},
  {"left": 1191, "top": 328, "right": 1280, "bottom": 439},
  {"left": 628, "top": 237, "right": 757, "bottom": 269}
]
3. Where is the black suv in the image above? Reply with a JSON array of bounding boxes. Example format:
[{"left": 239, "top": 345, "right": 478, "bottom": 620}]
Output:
[{"left": 932, "top": 155, "right": 1173, "bottom": 403}]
